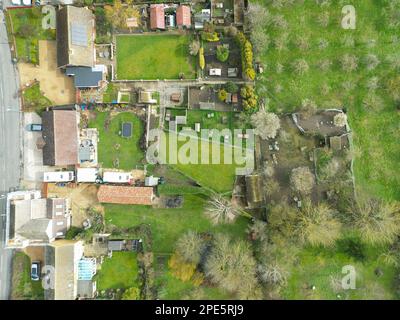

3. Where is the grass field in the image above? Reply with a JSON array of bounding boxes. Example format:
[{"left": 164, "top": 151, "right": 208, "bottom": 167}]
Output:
[
  {"left": 89, "top": 112, "right": 144, "bottom": 170},
  {"left": 159, "top": 132, "right": 247, "bottom": 193},
  {"left": 9, "top": 8, "right": 56, "bottom": 63},
  {"left": 11, "top": 253, "right": 44, "bottom": 300},
  {"left": 104, "top": 194, "right": 248, "bottom": 254},
  {"left": 116, "top": 35, "right": 196, "bottom": 80},
  {"left": 253, "top": 0, "right": 400, "bottom": 299},
  {"left": 283, "top": 234, "right": 397, "bottom": 300},
  {"left": 255, "top": 0, "right": 400, "bottom": 201},
  {"left": 96, "top": 252, "right": 139, "bottom": 291}
]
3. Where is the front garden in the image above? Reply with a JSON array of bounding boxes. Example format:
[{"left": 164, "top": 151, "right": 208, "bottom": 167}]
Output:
[
  {"left": 8, "top": 7, "right": 56, "bottom": 64},
  {"left": 22, "top": 82, "right": 53, "bottom": 113}
]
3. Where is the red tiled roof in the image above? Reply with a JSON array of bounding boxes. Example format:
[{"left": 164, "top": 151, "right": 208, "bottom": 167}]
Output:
[
  {"left": 176, "top": 5, "right": 191, "bottom": 27},
  {"left": 150, "top": 4, "right": 165, "bottom": 30},
  {"left": 97, "top": 185, "right": 154, "bottom": 205}
]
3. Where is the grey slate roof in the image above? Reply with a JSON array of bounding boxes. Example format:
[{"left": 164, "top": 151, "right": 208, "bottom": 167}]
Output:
[{"left": 65, "top": 66, "right": 103, "bottom": 88}]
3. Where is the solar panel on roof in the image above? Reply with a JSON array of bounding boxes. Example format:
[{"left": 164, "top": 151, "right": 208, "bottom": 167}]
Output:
[{"left": 71, "top": 24, "right": 88, "bottom": 47}]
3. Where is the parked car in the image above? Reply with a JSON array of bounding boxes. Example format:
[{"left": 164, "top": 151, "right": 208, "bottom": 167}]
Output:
[
  {"left": 29, "top": 124, "right": 42, "bottom": 132},
  {"left": 31, "top": 261, "right": 41, "bottom": 281}
]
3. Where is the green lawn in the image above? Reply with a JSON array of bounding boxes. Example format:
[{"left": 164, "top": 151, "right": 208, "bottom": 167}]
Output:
[
  {"left": 104, "top": 194, "right": 248, "bottom": 254},
  {"left": 11, "top": 252, "right": 44, "bottom": 300},
  {"left": 255, "top": 0, "right": 400, "bottom": 201},
  {"left": 283, "top": 235, "right": 397, "bottom": 300},
  {"left": 9, "top": 8, "right": 56, "bottom": 63},
  {"left": 116, "top": 35, "right": 196, "bottom": 80},
  {"left": 22, "top": 83, "right": 53, "bottom": 113},
  {"left": 96, "top": 252, "right": 139, "bottom": 291},
  {"left": 160, "top": 132, "right": 245, "bottom": 193},
  {"left": 102, "top": 83, "right": 118, "bottom": 103},
  {"left": 89, "top": 112, "right": 144, "bottom": 170}
]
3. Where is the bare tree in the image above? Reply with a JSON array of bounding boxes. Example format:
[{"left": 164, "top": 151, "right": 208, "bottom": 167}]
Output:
[
  {"left": 348, "top": 198, "right": 400, "bottom": 245},
  {"left": 318, "top": 38, "right": 329, "bottom": 50},
  {"left": 257, "top": 262, "right": 288, "bottom": 286},
  {"left": 276, "top": 63, "right": 285, "bottom": 74},
  {"left": 333, "top": 113, "right": 347, "bottom": 127},
  {"left": 290, "top": 166, "right": 315, "bottom": 195},
  {"left": 189, "top": 40, "right": 200, "bottom": 56},
  {"left": 363, "top": 93, "right": 385, "bottom": 111},
  {"left": 251, "top": 30, "right": 270, "bottom": 57},
  {"left": 341, "top": 35, "right": 355, "bottom": 48},
  {"left": 342, "top": 80, "right": 355, "bottom": 92},
  {"left": 340, "top": 54, "right": 358, "bottom": 72},
  {"left": 317, "top": 59, "right": 332, "bottom": 72},
  {"left": 246, "top": 3, "right": 271, "bottom": 30},
  {"left": 321, "top": 83, "right": 331, "bottom": 95},
  {"left": 247, "top": 220, "right": 268, "bottom": 242},
  {"left": 205, "top": 195, "right": 239, "bottom": 224},
  {"left": 250, "top": 110, "right": 281, "bottom": 140},
  {"left": 386, "top": 76, "right": 400, "bottom": 101},
  {"left": 296, "top": 200, "right": 341, "bottom": 247},
  {"left": 292, "top": 59, "right": 309, "bottom": 75},
  {"left": 317, "top": 11, "right": 330, "bottom": 27},
  {"left": 265, "top": 179, "right": 280, "bottom": 197},
  {"left": 364, "top": 54, "right": 380, "bottom": 71},
  {"left": 175, "top": 230, "right": 205, "bottom": 265},
  {"left": 274, "top": 33, "right": 289, "bottom": 51},
  {"left": 294, "top": 35, "right": 310, "bottom": 51},
  {"left": 272, "top": 14, "right": 288, "bottom": 29},
  {"left": 299, "top": 98, "right": 318, "bottom": 118},
  {"left": 386, "top": 54, "right": 400, "bottom": 71},
  {"left": 205, "top": 234, "right": 260, "bottom": 297},
  {"left": 366, "top": 77, "right": 380, "bottom": 91}
]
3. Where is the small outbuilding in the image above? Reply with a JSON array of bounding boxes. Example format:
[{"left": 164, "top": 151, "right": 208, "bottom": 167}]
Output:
[
  {"left": 150, "top": 4, "right": 165, "bottom": 30},
  {"left": 176, "top": 5, "right": 191, "bottom": 28}
]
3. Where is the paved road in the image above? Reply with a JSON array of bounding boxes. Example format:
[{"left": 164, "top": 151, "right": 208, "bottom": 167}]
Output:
[{"left": 0, "top": 9, "right": 21, "bottom": 300}]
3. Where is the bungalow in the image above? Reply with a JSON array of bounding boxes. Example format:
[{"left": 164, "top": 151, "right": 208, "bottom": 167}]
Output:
[
  {"left": 44, "top": 240, "right": 84, "bottom": 300},
  {"left": 41, "top": 110, "right": 80, "bottom": 166},
  {"left": 150, "top": 4, "right": 165, "bottom": 30},
  {"left": 97, "top": 185, "right": 155, "bottom": 205},
  {"left": 65, "top": 65, "right": 107, "bottom": 89},
  {"left": 176, "top": 5, "right": 191, "bottom": 28},
  {"left": 56, "top": 6, "right": 95, "bottom": 68}
]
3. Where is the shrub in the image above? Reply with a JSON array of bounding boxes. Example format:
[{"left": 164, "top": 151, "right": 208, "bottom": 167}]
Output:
[
  {"left": 240, "top": 85, "right": 258, "bottom": 112},
  {"left": 201, "top": 31, "right": 219, "bottom": 42},
  {"left": 168, "top": 253, "right": 197, "bottom": 282},
  {"left": 290, "top": 166, "right": 315, "bottom": 195},
  {"left": 235, "top": 32, "right": 256, "bottom": 81},
  {"left": 216, "top": 45, "right": 229, "bottom": 62},
  {"left": 218, "top": 89, "right": 227, "bottom": 102},
  {"left": 225, "top": 81, "right": 239, "bottom": 93},
  {"left": 199, "top": 47, "right": 205, "bottom": 70},
  {"left": 189, "top": 40, "right": 200, "bottom": 56}
]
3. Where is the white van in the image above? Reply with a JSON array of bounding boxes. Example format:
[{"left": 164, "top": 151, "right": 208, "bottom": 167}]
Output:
[{"left": 43, "top": 171, "right": 74, "bottom": 183}]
